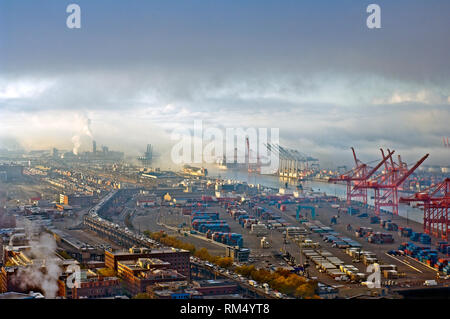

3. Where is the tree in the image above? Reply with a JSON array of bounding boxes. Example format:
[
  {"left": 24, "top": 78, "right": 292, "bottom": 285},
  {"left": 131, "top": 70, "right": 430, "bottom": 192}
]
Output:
[
  {"left": 235, "top": 265, "right": 255, "bottom": 277},
  {"left": 194, "top": 248, "right": 212, "bottom": 261},
  {"left": 250, "top": 269, "right": 274, "bottom": 283},
  {"left": 234, "top": 264, "right": 317, "bottom": 298},
  {"left": 133, "top": 292, "right": 152, "bottom": 299},
  {"left": 294, "top": 283, "right": 316, "bottom": 298},
  {"left": 216, "top": 257, "right": 233, "bottom": 268},
  {"left": 144, "top": 231, "right": 196, "bottom": 254}
]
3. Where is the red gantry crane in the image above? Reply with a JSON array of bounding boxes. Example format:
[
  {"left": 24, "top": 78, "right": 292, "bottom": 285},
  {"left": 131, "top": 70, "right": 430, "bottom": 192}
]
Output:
[
  {"left": 329, "top": 148, "right": 394, "bottom": 206},
  {"left": 400, "top": 178, "right": 450, "bottom": 240},
  {"left": 374, "top": 149, "right": 409, "bottom": 192},
  {"left": 356, "top": 151, "right": 429, "bottom": 216},
  {"left": 443, "top": 137, "right": 450, "bottom": 148}
]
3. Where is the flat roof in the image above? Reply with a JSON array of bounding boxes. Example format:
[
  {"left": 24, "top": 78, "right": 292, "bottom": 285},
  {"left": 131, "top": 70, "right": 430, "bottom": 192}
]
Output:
[
  {"left": 203, "top": 294, "right": 242, "bottom": 299},
  {"left": 0, "top": 292, "right": 38, "bottom": 299},
  {"left": 119, "top": 258, "right": 170, "bottom": 266},
  {"left": 111, "top": 248, "right": 189, "bottom": 255},
  {"left": 196, "top": 280, "right": 237, "bottom": 287}
]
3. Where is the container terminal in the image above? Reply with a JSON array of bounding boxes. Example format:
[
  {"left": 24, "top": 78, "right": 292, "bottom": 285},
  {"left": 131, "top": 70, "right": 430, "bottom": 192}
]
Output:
[{"left": 1, "top": 145, "right": 448, "bottom": 300}]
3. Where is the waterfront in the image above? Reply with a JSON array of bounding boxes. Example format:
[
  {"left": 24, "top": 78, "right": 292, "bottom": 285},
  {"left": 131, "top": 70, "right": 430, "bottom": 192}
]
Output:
[{"left": 210, "top": 168, "right": 425, "bottom": 224}]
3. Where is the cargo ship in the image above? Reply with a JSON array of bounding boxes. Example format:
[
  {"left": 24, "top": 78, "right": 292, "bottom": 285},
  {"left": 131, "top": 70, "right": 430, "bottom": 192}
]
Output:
[
  {"left": 215, "top": 154, "right": 246, "bottom": 171},
  {"left": 216, "top": 156, "right": 228, "bottom": 170},
  {"left": 183, "top": 165, "right": 208, "bottom": 177}
]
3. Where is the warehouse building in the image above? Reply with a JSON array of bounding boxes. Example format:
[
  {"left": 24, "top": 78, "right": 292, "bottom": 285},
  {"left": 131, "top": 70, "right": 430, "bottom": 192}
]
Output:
[
  {"left": 105, "top": 247, "right": 190, "bottom": 280},
  {"left": 116, "top": 258, "right": 186, "bottom": 295}
]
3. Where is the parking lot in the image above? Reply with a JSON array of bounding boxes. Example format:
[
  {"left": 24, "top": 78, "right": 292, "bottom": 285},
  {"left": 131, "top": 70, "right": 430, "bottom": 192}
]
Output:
[
  {"left": 264, "top": 200, "right": 448, "bottom": 288},
  {"left": 130, "top": 198, "right": 448, "bottom": 292}
]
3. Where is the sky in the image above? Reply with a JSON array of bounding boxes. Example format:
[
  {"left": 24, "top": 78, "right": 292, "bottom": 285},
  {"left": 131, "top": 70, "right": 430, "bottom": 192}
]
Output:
[{"left": 0, "top": 0, "right": 449, "bottom": 168}]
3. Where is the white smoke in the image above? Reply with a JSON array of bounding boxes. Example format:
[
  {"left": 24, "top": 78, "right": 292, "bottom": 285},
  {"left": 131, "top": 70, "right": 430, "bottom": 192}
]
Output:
[
  {"left": 72, "top": 135, "right": 81, "bottom": 155},
  {"left": 14, "top": 233, "right": 63, "bottom": 298},
  {"left": 71, "top": 114, "right": 93, "bottom": 155},
  {"left": 82, "top": 117, "right": 93, "bottom": 139}
]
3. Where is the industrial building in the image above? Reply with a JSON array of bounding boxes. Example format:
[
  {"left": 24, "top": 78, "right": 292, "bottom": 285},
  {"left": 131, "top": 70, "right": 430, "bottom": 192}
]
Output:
[
  {"left": 147, "top": 279, "right": 239, "bottom": 299},
  {"left": 226, "top": 246, "right": 250, "bottom": 262},
  {"left": 0, "top": 165, "right": 24, "bottom": 182},
  {"left": 59, "top": 193, "right": 94, "bottom": 207},
  {"left": 0, "top": 246, "right": 79, "bottom": 295},
  {"left": 105, "top": 247, "right": 191, "bottom": 280},
  {"left": 138, "top": 144, "right": 155, "bottom": 167},
  {"left": 192, "top": 279, "right": 239, "bottom": 296},
  {"left": 57, "top": 269, "right": 121, "bottom": 299},
  {"left": 116, "top": 258, "right": 186, "bottom": 295}
]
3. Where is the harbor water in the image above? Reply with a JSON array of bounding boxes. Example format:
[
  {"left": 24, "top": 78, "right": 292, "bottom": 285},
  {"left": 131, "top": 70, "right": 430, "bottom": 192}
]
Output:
[{"left": 210, "top": 168, "right": 424, "bottom": 224}]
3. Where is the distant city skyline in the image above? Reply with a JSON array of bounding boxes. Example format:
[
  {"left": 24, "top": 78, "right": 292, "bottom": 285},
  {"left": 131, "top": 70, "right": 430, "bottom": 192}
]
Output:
[{"left": 1, "top": 0, "right": 449, "bottom": 168}]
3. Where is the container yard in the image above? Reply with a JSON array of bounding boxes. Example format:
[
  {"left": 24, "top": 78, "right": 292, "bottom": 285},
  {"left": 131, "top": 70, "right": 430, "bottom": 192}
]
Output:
[
  {"left": 211, "top": 232, "right": 244, "bottom": 248},
  {"left": 0, "top": 0, "right": 449, "bottom": 306},
  {"left": 106, "top": 170, "right": 450, "bottom": 300},
  {"left": 236, "top": 188, "right": 448, "bottom": 290}
]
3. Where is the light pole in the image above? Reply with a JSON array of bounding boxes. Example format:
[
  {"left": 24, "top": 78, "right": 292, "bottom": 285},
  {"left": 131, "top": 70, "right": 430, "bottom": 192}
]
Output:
[{"left": 406, "top": 207, "right": 409, "bottom": 225}]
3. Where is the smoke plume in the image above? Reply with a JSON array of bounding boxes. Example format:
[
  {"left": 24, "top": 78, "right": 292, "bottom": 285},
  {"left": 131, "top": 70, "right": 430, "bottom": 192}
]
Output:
[
  {"left": 71, "top": 114, "right": 93, "bottom": 155},
  {"left": 71, "top": 135, "right": 81, "bottom": 155},
  {"left": 14, "top": 233, "right": 63, "bottom": 298}
]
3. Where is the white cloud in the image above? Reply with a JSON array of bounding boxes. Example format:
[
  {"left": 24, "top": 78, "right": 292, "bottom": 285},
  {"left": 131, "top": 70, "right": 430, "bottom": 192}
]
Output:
[
  {"left": 0, "top": 71, "right": 449, "bottom": 166},
  {"left": 0, "top": 79, "right": 54, "bottom": 100},
  {"left": 373, "top": 89, "right": 450, "bottom": 105}
]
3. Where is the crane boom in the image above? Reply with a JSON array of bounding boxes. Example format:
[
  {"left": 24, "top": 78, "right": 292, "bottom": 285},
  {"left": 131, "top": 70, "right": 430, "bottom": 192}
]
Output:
[
  {"left": 394, "top": 153, "right": 429, "bottom": 187},
  {"left": 365, "top": 149, "right": 394, "bottom": 180}
]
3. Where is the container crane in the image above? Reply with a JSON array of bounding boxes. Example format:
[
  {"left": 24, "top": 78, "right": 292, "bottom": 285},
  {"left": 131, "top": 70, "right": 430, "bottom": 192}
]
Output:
[
  {"left": 328, "top": 148, "right": 394, "bottom": 206},
  {"left": 246, "top": 137, "right": 260, "bottom": 174},
  {"left": 400, "top": 178, "right": 449, "bottom": 240},
  {"left": 265, "top": 143, "right": 318, "bottom": 180},
  {"left": 356, "top": 152, "right": 429, "bottom": 216}
]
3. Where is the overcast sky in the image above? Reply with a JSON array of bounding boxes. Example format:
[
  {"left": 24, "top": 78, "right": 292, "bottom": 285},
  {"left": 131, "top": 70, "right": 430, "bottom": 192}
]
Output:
[{"left": 0, "top": 0, "right": 449, "bottom": 168}]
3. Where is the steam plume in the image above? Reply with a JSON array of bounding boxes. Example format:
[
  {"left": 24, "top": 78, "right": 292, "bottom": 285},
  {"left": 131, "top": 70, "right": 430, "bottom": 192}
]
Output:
[
  {"left": 14, "top": 233, "right": 62, "bottom": 298},
  {"left": 71, "top": 115, "right": 93, "bottom": 155},
  {"left": 72, "top": 135, "right": 81, "bottom": 155}
]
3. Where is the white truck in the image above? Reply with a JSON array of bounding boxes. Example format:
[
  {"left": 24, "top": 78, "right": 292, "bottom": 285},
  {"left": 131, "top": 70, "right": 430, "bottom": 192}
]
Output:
[
  {"left": 424, "top": 280, "right": 437, "bottom": 286},
  {"left": 261, "top": 237, "right": 271, "bottom": 248}
]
